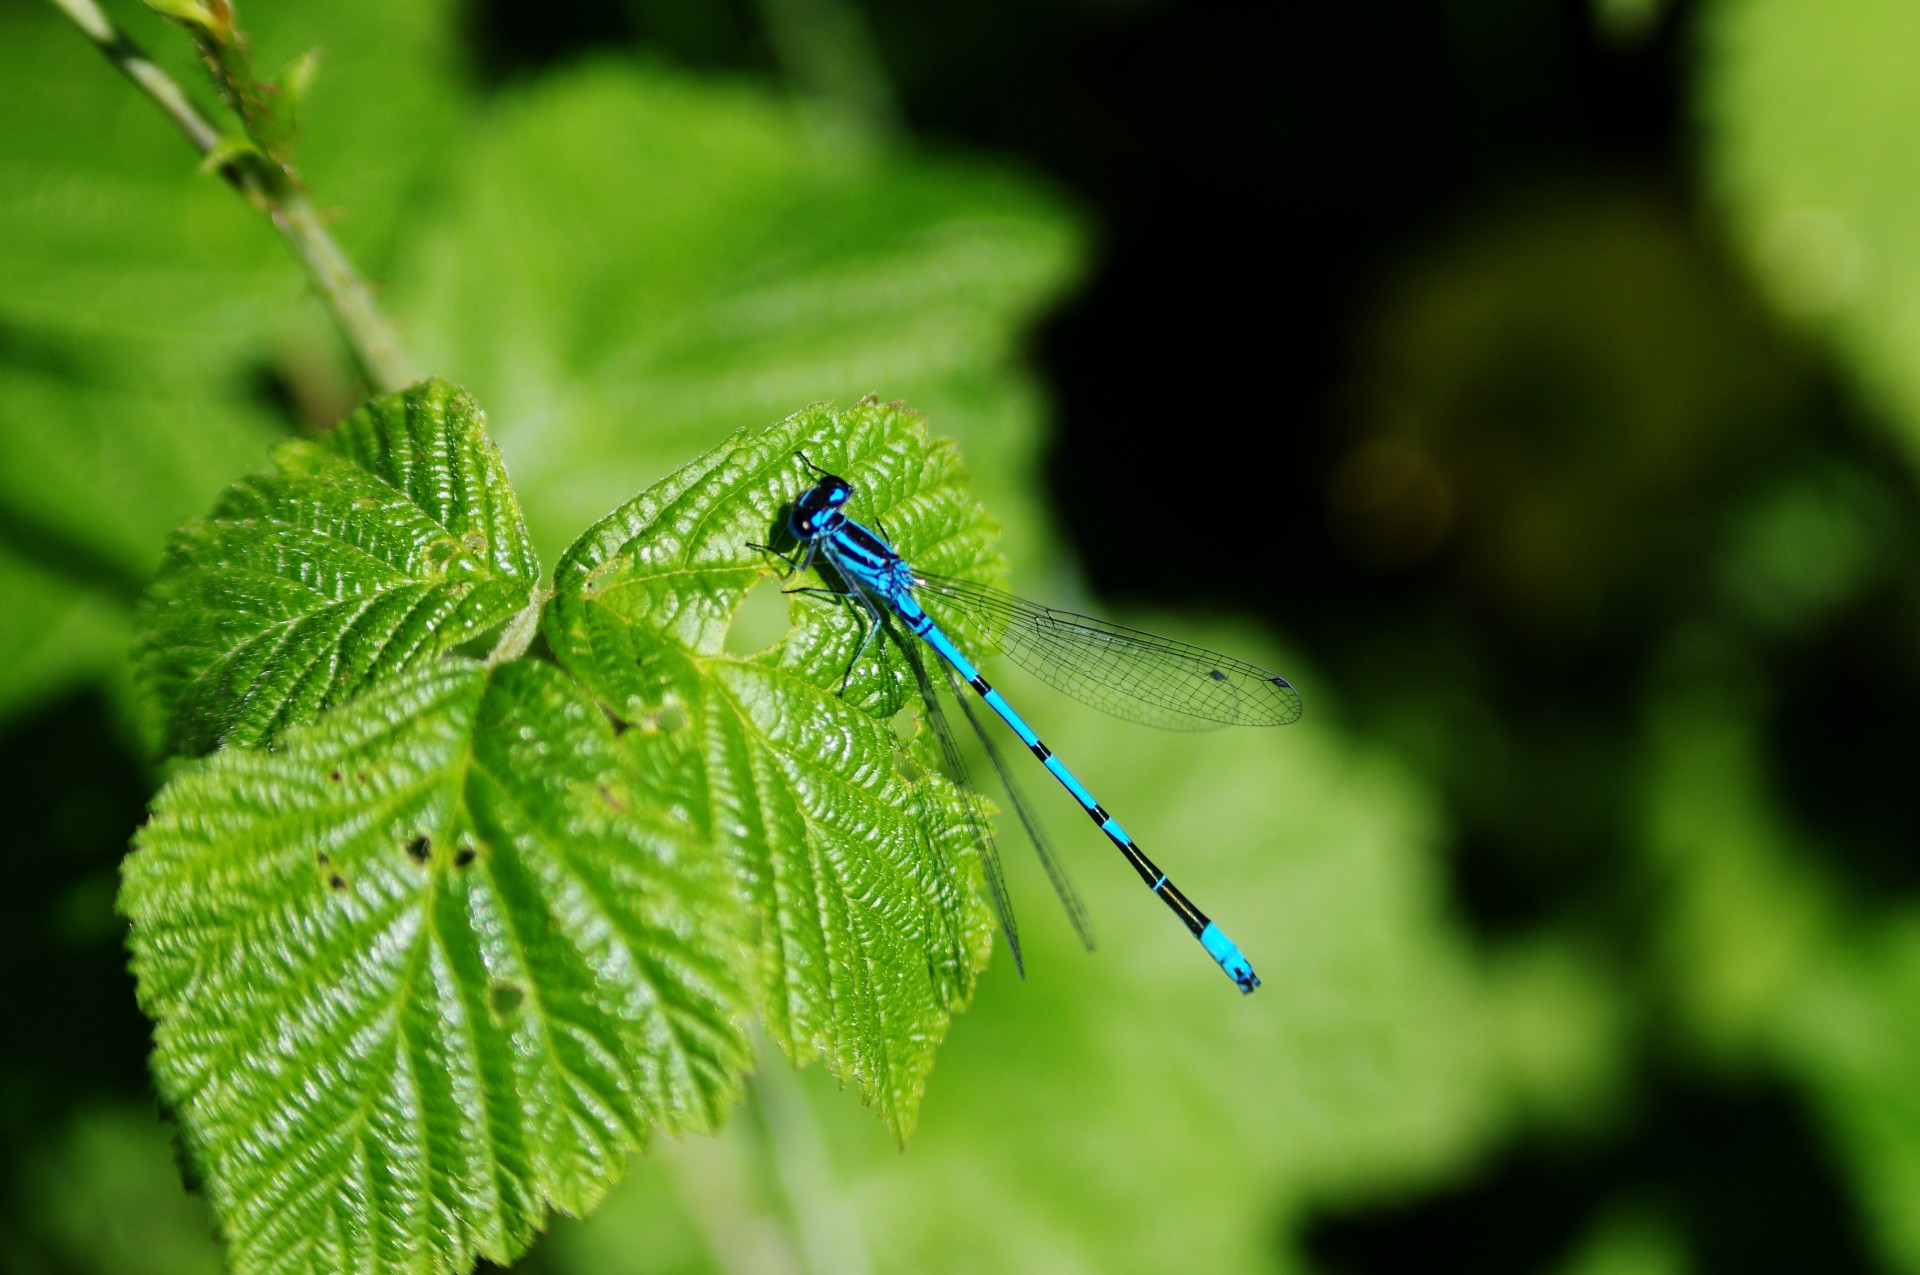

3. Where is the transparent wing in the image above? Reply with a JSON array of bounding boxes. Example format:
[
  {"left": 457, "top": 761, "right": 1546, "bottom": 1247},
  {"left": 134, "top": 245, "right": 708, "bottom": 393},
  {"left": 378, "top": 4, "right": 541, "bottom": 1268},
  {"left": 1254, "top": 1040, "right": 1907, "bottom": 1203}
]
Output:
[
  {"left": 910, "top": 572, "right": 1304, "bottom": 731},
  {"left": 936, "top": 656, "right": 1096, "bottom": 954},
  {"left": 895, "top": 625, "right": 1025, "bottom": 977}
]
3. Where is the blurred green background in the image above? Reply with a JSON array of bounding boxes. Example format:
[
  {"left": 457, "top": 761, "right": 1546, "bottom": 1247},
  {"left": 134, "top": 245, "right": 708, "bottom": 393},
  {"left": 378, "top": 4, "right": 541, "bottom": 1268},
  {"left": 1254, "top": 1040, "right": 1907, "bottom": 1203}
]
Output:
[{"left": 4, "top": 0, "right": 1919, "bottom": 1271}]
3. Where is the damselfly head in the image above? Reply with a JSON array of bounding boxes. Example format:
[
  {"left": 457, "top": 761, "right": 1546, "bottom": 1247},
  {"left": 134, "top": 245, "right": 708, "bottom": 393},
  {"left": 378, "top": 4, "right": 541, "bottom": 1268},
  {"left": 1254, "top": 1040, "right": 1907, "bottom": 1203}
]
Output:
[{"left": 789, "top": 472, "right": 853, "bottom": 538}]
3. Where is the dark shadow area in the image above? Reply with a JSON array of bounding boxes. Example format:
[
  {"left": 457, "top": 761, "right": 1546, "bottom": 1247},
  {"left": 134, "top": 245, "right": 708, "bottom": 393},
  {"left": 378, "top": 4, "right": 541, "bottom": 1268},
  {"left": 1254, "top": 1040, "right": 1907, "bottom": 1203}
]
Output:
[
  {"left": 468, "top": 0, "right": 642, "bottom": 80},
  {"left": 468, "top": 0, "right": 765, "bottom": 83},
  {"left": 1766, "top": 591, "right": 1920, "bottom": 899},
  {"left": 0, "top": 689, "right": 156, "bottom": 1156},
  {"left": 1033, "top": 0, "right": 1692, "bottom": 609},
  {"left": 1302, "top": 1072, "right": 1886, "bottom": 1275}
]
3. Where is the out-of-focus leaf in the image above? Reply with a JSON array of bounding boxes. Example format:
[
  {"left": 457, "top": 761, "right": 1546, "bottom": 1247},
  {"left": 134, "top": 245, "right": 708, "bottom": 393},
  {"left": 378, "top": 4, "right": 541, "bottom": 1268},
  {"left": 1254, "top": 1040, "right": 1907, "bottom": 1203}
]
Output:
[
  {"left": 1335, "top": 185, "right": 1801, "bottom": 626},
  {"left": 846, "top": 670, "right": 1512, "bottom": 1275},
  {"left": 393, "top": 62, "right": 1084, "bottom": 560},
  {"left": 1643, "top": 685, "right": 1920, "bottom": 1274},
  {"left": 545, "top": 397, "right": 999, "bottom": 1139},
  {"left": 1702, "top": 0, "right": 1920, "bottom": 464},
  {"left": 1553, "top": 1208, "right": 1690, "bottom": 1275},
  {"left": 1715, "top": 465, "right": 1893, "bottom": 636},
  {"left": 0, "top": 0, "right": 463, "bottom": 366},
  {"left": 0, "top": 358, "right": 280, "bottom": 720},
  {"left": 0, "top": 2, "right": 283, "bottom": 367},
  {"left": 122, "top": 658, "right": 753, "bottom": 1275},
  {"left": 134, "top": 379, "right": 538, "bottom": 755},
  {"left": 1641, "top": 691, "right": 1836, "bottom": 1059},
  {"left": 11, "top": 1104, "right": 224, "bottom": 1275},
  {"left": 0, "top": 552, "right": 127, "bottom": 722},
  {"left": 1778, "top": 923, "right": 1920, "bottom": 1275},
  {"left": 0, "top": 360, "right": 280, "bottom": 575},
  {"left": 0, "top": 0, "right": 471, "bottom": 733}
]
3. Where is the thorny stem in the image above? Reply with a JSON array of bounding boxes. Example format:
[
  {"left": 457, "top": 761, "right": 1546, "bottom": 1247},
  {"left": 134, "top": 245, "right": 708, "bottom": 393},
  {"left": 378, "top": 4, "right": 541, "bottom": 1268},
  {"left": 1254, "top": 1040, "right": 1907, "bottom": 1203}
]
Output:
[{"left": 48, "top": 0, "right": 416, "bottom": 394}]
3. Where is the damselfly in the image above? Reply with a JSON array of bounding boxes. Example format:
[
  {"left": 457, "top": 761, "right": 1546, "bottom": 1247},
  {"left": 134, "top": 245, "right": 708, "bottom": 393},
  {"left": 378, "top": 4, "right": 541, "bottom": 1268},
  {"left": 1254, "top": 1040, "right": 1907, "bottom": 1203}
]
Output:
[{"left": 761, "top": 455, "right": 1301, "bottom": 994}]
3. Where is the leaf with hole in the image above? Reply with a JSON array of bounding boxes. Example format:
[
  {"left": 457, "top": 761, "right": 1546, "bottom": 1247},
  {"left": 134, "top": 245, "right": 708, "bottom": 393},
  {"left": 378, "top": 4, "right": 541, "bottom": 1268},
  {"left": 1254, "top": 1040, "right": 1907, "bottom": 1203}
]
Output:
[{"left": 545, "top": 396, "right": 1004, "bottom": 1138}]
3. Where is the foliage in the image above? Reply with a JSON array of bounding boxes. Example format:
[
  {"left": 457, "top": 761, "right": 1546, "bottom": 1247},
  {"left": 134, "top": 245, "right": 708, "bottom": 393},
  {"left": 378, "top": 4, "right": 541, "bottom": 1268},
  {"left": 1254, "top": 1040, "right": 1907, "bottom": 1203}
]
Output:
[
  {"left": 390, "top": 59, "right": 1081, "bottom": 563},
  {"left": 134, "top": 381, "right": 540, "bottom": 755},
  {"left": 1700, "top": 3, "right": 1920, "bottom": 1269},
  {"left": 122, "top": 383, "right": 1003, "bottom": 1272},
  {"left": 1704, "top": 0, "right": 1920, "bottom": 471},
  {"left": 9, "top": 1, "right": 1920, "bottom": 1275}
]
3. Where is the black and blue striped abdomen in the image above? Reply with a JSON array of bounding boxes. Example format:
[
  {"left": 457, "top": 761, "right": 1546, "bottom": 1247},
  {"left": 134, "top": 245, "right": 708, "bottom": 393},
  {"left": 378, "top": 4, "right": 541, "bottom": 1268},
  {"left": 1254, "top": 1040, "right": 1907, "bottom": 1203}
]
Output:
[{"left": 808, "top": 505, "right": 1263, "bottom": 995}]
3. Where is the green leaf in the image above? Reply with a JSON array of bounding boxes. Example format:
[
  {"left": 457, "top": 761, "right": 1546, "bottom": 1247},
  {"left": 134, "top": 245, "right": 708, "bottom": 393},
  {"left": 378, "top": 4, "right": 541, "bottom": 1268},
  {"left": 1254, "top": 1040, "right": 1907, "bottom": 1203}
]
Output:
[
  {"left": 1639, "top": 689, "right": 1920, "bottom": 1274},
  {"left": 1702, "top": 0, "right": 1920, "bottom": 466},
  {"left": 121, "top": 657, "right": 753, "bottom": 1275},
  {"left": 134, "top": 378, "right": 539, "bottom": 756},
  {"left": 1777, "top": 923, "right": 1920, "bottom": 1275},
  {"left": 272, "top": 46, "right": 325, "bottom": 139},
  {"left": 545, "top": 396, "right": 1000, "bottom": 1138}
]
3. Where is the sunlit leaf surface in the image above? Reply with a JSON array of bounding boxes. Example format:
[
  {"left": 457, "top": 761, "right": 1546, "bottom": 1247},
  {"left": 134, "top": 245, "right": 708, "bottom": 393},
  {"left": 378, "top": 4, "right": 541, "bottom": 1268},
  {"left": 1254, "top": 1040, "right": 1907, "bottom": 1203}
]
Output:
[
  {"left": 123, "top": 659, "right": 753, "bottom": 1275},
  {"left": 546, "top": 397, "right": 1001, "bottom": 1138},
  {"left": 135, "top": 379, "right": 539, "bottom": 755}
]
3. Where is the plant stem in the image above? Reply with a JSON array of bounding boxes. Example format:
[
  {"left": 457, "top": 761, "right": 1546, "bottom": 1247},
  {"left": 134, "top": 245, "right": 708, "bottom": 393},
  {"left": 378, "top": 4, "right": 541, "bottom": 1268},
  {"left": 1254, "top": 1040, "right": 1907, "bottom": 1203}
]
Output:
[
  {"left": 269, "top": 196, "right": 416, "bottom": 395},
  {"left": 48, "top": 0, "right": 417, "bottom": 394},
  {"left": 751, "top": 1038, "right": 873, "bottom": 1275}
]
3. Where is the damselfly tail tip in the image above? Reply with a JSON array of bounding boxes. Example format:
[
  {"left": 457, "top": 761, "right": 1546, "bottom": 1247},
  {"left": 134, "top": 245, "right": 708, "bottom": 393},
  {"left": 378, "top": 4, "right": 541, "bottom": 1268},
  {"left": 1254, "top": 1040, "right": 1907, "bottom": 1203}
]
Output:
[{"left": 1199, "top": 921, "right": 1261, "bottom": 994}]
